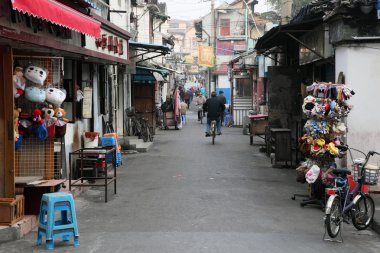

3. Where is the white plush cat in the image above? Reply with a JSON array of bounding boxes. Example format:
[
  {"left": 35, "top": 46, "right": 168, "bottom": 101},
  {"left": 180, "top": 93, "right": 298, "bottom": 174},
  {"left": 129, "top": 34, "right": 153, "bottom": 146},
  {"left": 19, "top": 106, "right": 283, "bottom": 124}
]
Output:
[
  {"left": 24, "top": 65, "right": 48, "bottom": 86},
  {"left": 45, "top": 87, "right": 66, "bottom": 107}
]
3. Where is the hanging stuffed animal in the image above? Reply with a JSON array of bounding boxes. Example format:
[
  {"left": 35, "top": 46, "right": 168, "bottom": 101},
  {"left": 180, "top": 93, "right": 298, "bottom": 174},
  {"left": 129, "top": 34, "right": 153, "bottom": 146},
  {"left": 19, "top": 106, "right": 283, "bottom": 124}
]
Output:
[
  {"left": 42, "top": 105, "right": 57, "bottom": 139},
  {"left": 32, "top": 109, "right": 44, "bottom": 125},
  {"left": 45, "top": 87, "right": 67, "bottom": 107},
  {"left": 14, "top": 108, "right": 21, "bottom": 141},
  {"left": 54, "top": 108, "right": 68, "bottom": 138},
  {"left": 13, "top": 66, "right": 26, "bottom": 98},
  {"left": 54, "top": 108, "right": 69, "bottom": 123},
  {"left": 31, "top": 108, "right": 48, "bottom": 141},
  {"left": 25, "top": 86, "right": 46, "bottom": 103},
  {"left": 42, "top": 105, "right": 57, "bottom": 126},
  {"left": 24, "top": 65, "right": 48, "bottom": 86}
]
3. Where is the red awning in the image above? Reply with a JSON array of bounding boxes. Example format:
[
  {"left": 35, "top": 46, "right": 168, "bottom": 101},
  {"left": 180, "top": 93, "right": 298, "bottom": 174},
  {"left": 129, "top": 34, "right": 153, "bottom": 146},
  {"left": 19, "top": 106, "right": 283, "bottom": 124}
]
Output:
[{"left": 12, "top": 0, "right": 101, "bottom": 38}]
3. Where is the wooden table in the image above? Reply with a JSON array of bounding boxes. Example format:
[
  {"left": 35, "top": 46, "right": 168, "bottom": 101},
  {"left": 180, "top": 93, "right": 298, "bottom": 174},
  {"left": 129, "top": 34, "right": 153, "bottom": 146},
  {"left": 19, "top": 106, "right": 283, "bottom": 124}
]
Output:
[{"left": 15, "top": 177, "right": 67, "bottom": 215}]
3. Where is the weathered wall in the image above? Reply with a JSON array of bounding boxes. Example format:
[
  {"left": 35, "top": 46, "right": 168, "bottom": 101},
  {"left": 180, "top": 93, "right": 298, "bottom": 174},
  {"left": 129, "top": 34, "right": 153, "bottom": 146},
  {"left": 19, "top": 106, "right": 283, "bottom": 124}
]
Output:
[
  {"left": 267, "top": 66, "right": 301, "bottom": 131},
  {"left": 335, "top": 44, "right": 380, "bottom": 165}
]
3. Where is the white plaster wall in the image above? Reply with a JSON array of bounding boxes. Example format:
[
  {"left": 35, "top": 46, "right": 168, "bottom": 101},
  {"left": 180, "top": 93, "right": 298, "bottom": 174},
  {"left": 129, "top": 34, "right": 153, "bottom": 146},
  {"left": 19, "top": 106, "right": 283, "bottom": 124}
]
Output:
[
  {"left": 218, "top": 75, "right": 229, "bottom": 88},
  {"left": 136, "top": 7, "right": 151, "bottom": 43},
  {"left": 335, "top": 44, "right": 380, "bottom": 164},
  {"left": 110, "top": 0, "right": 128, "bottom": 30}
]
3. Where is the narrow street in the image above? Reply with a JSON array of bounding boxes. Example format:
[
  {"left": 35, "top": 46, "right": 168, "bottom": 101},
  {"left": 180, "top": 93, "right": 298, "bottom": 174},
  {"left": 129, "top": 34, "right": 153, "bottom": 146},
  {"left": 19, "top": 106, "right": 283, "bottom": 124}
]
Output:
[{"left": 1, "top": 107, "right": 380, "bottom": 253}]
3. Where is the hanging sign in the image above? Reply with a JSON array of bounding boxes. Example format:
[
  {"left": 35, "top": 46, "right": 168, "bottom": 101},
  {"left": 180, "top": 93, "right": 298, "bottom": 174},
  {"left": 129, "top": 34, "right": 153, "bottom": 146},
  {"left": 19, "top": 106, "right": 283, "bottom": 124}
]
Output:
[
  {"left": 82, "top": 87, "right": 93, "bottom": 118},
  {"left": 198, "top": 45, "right": 214, "bottom": 67}
]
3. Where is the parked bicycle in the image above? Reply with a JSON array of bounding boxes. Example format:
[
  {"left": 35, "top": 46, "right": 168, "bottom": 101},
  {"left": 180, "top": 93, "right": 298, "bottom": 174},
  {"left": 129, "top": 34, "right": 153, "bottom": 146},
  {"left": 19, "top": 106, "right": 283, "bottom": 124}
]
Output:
[
  {"left": 324, "top": 145, "right": 380, "bottom": 240},
  {"left": 138, "top": 113, "right": 153, "bottom": 142},
  {"left": 126, "top": 107, "right": 142, "bottom": 138}
]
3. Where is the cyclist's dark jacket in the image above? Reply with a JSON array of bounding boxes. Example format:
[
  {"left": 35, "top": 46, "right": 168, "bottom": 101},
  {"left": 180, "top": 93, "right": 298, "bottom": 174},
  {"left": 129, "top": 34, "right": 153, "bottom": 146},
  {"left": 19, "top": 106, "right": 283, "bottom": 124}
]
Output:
[{"left": 203, "top": 97, "right": 225, "bottom": 120}]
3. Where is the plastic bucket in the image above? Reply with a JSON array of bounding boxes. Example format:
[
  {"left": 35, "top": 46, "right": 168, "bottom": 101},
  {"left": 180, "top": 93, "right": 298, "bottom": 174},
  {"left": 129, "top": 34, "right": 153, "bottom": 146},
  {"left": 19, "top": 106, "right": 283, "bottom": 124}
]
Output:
[{"left": 84, "top": 132, "right": 99, "bottom": 148}]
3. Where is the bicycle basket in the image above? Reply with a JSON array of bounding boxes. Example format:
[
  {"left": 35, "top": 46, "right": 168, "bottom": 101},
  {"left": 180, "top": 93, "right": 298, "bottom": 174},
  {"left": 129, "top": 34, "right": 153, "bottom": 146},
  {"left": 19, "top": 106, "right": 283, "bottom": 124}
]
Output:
[{"left": 353, "top": 163, "right": 380, "bottom": 185}]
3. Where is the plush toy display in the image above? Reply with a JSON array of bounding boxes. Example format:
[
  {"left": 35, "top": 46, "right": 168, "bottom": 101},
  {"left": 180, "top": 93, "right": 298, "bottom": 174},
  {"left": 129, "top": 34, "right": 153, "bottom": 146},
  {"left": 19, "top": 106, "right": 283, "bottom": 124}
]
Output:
[
  {"left": 45, "top": 87, "right": 66, "bottom": 107},
  {"left": 13, "top": 66, "right": 26, "bottom": 98},
  {"left": 299, "top": 82, "right": 355, "bottom": 188},
  {"left": 14, "top": 108, "right": 21, "bottom": 141},
  {"left": 25, "top": 86, "right": 46, "bottom": 103},
  {"left": 24, "top": 65, "right": 48, "bottom": 86}
]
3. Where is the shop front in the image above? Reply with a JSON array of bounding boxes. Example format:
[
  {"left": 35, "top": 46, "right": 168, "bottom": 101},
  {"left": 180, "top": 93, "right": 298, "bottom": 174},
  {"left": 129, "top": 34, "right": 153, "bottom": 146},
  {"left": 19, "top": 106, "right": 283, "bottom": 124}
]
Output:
[
  {"left": 132, "top": 66, "right": 169, "bottom": 132},
  {"left": 129, "top": 41, "right": 171, "bottom": 133},
  {"left": 0, "top": 0, "right": 129, "bottom": 225}
]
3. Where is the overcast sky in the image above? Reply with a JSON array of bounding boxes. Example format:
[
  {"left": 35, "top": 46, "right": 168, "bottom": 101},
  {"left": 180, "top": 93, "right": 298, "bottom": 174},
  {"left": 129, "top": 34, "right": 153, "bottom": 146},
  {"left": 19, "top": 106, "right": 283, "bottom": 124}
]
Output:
[{"left": 161, "top": 0, "right": 272, "bottom": 20}]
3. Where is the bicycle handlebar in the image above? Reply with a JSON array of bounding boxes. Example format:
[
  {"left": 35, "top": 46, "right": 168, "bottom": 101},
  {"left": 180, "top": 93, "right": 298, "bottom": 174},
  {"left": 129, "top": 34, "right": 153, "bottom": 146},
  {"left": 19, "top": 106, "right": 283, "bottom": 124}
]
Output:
[{"left": 337, "top": 144, "right": 380, "bottom": 168}]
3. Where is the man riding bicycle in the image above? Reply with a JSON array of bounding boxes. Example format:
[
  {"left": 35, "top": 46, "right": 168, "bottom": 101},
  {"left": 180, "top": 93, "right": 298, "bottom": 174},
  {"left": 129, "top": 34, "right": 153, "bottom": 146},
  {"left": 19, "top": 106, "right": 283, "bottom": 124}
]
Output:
[
  {"left": 195, "top": 92, "right": 206, "bottom": 121},
  {"left": 203, "top": 91, "right": 225, "bottom": 137}
]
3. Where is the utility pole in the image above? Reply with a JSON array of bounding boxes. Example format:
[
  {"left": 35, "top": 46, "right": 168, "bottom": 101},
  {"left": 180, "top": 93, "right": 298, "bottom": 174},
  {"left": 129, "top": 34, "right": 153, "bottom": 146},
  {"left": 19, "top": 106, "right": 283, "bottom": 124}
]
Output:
[{"left": 210, "top": 0, "right": 215, "bottom": 95}]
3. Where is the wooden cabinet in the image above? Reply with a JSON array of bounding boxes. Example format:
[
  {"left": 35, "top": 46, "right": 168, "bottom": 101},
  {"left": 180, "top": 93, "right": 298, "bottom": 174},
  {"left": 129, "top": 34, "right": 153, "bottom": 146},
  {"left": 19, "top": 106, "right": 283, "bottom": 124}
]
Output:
[{"left": 269, "top": 128, "right": 292, "bottom": 166}]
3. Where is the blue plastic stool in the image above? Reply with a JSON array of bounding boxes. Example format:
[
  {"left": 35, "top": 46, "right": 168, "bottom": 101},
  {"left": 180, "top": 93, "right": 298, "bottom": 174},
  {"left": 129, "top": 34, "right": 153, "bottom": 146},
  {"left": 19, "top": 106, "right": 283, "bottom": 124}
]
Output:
[
  {"left": 37, "top": 192, "right": 79, "bottom": 250},
  {"left": 101, "top": 136, "right": 122, "bottom": 167}
]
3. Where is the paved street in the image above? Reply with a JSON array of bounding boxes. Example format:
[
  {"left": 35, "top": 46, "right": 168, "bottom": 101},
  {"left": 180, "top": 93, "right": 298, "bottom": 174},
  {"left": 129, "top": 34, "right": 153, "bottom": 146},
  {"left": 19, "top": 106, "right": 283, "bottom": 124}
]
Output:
[{"left": 1, "top": 108, "right": 380, "bottom": 253}]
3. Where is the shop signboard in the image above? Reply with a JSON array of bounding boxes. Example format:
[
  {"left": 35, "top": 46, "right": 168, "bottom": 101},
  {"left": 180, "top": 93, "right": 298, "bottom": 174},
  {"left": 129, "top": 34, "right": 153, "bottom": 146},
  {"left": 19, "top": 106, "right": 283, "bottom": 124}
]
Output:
[
  {"left": 198, "top": 45, "right": 214, "bottom": 67},
  {"left": 85, "top": 28, "right": 129, "bottom": 62}
]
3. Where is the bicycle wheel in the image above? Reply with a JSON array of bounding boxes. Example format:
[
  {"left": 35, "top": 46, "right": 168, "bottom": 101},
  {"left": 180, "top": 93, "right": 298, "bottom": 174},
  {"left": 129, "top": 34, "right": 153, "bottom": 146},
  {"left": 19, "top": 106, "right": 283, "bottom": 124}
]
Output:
[
  {"left": 211, "top": 121, "right": 216, "bottom": 144},
  {"left": 140, "top": 123, "right": 149, "bottom": 142},
  {"left": 326, "top": 196, "right": 342, "bottom": 238},
  {"left": 352, "top": 194, "right": 375, "bottom": 230},
  {"left": 148, "top": 126, "right": 153, "bottom": 142}
]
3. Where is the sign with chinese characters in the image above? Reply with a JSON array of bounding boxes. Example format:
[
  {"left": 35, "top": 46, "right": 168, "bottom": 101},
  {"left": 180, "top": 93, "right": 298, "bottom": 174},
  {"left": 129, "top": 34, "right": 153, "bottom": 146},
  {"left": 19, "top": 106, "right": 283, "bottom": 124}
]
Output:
[
  {"left": 85, "top": 28, "right": 128, "bottom": 61},
  {"left": 95, "top": 34, "right": 124, "bottom": 55},
  {"left": 198, "top": 45, "right": 214, "bottom": 67}
]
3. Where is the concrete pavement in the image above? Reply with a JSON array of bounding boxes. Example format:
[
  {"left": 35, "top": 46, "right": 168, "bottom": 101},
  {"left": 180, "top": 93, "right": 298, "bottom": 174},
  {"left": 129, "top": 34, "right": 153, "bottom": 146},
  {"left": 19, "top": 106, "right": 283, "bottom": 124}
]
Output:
[{"left": 1, "top": 108, "right": 380, "bottom": 252}]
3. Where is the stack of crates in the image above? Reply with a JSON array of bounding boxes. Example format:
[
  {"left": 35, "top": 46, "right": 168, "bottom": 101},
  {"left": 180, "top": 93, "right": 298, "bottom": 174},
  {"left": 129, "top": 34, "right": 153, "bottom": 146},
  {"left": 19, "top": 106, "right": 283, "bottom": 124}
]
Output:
[{"left": 100, "top": 134, "right": 122, "bottom": 167}]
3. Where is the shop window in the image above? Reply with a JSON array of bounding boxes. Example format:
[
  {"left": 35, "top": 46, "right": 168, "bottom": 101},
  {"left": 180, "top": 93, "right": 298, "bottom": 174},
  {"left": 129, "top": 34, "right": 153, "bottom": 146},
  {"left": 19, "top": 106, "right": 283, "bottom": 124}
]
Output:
[{"left": 220, "top": 19, "right": 230, "bottom": 36}]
